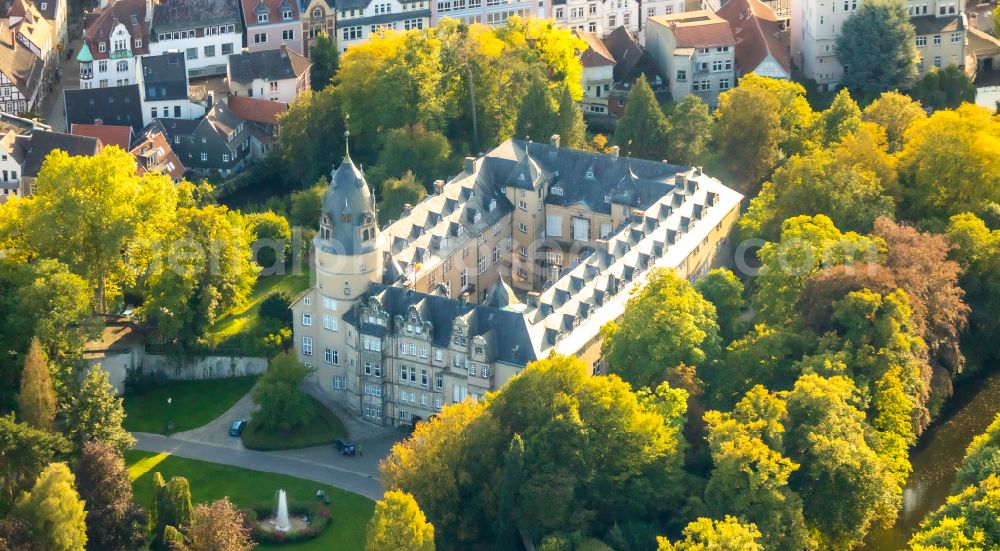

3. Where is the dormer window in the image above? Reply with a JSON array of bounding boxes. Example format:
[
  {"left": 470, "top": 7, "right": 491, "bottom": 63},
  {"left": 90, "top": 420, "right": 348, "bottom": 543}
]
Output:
[
  {"left": 473, "top": 211, "right": 481, "bottom": 223},
  {"left": 604, "top": 194, "right": 612, "bottom": 203},
  {"left": 552, "top": 186, "right": 563, "bottom": 196},
  {"left": 99, "top": 42, "right": 107, "bottom": 53},
  {"left": 257, "top": 12, "right": 269, "bottom": 23},
  {"left": 283, "top": 9, "right": 293, "bottom": 19},
  {"left": 585, "top": 169, "right": 594, "bottom": 178},
  {"left": 488, "top": 198, "right": 496, "bottom": 212}
]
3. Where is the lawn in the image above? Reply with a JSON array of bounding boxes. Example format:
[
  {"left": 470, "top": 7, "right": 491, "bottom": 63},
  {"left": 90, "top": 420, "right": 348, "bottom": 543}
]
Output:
[
  {"left": 207, "top": 272, "right": 310, "bottom": 346},
  {"left": 125, "top": 450, "right": 374, "bottom": 551},
  {"left": 123, "top": 376, "right": 259, "bottom": 434},
  {"left": 242, "top": 396, "right": 348, "bottom": 451}
]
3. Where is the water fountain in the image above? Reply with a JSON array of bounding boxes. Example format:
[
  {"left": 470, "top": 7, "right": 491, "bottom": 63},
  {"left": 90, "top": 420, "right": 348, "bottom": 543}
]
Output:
[{"left": 274, "top": 490, "right": 290, "bottom": 532}]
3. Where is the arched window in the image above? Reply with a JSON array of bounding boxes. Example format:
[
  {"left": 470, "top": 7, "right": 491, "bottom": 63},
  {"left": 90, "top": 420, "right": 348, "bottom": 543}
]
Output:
[{"left": 313, "top": 7, "right": 323, "bottom": 18}]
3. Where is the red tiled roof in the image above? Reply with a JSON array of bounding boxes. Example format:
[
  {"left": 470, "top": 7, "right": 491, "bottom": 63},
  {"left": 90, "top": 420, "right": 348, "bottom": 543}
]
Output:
[
  {"left": 226, "top": 95, "right": 288, "bottom": 126},
  {"left": 574, "top": 29, "right": 615, "bottom": 68},
  {"left": 716, "top": 0, "right": 791, "bottom": 76},
  {"left": 71, "top": 123, "right": 134, "bottom": 150},
  {"left": 651, "top": 12, "right": 735, "bottom": 48},
  {"left": 242, "top": 0, "right": 299, "bottom": 28},
  {"left": 82, "top": 0, "right": 151, "bottom": 61},
  {"left": 129, "top": 129, "right": 186, "bottom": 181}
]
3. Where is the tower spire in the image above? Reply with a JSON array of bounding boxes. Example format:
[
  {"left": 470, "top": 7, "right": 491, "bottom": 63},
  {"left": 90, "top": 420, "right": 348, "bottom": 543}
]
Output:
[{"left": 344, "top": 114, "right": 351, "bottom": 161}]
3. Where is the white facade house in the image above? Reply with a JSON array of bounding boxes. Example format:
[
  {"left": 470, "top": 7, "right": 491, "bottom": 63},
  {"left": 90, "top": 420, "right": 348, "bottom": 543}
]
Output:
[
  {"left": 149, "top": 0, "right": 244, "bottom": 77},
  {"left": 0, "top": 131, "right": 23, "bottom": 202},
  {"left": 78, "top": 0, "right": 151, "bottom": 90},
  {"left": 646, "top": 11, "right": 735, "bottom": 106},
  {"left": 333, "top": 0, "right": 430, "bottom": 51},
  {"left": 430, "top": 0, "right": 544, "bottom": 27},
  {"left": 137, "top": 52, "right": 208, "bottom": 127},
  {"left": 227, "top": 46, "right": 311, "bottom": 103},
  {"left": 553, "top": 0, "right": 681, "bottom": 40}
]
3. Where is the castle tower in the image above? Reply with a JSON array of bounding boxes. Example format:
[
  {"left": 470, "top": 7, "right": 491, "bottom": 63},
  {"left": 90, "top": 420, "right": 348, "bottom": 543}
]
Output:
[{"left": 314, "top": 134, "right": 383, "bottom": 301}]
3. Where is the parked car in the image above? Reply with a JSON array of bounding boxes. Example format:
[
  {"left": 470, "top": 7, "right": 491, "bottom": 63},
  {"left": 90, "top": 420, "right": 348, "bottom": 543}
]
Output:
[
  {"left": 229, "top": 419, "right": 247, "bottom": 437},
  {"left": 333, "top": 438, "right": 356, "bottom": 456}
]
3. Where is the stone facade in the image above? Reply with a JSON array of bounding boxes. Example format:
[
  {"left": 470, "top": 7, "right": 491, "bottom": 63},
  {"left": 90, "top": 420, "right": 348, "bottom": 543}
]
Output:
[{"left": 292, "top": 136, "right": 742, "bottom": 427}]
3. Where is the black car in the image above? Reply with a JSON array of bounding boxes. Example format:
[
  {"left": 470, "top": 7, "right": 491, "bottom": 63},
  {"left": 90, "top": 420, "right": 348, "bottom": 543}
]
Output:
[
  {"left": 229, "top": 419, "right": 247, "bottom": 437},
  {"left": 333, "top": 439, "right": 356, "bottom": 456}
]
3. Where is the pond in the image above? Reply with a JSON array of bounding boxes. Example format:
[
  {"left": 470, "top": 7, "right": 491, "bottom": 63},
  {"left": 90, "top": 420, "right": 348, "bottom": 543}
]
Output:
[{"left": 862, "top": 367, "right": 1000, "bottom": 550}]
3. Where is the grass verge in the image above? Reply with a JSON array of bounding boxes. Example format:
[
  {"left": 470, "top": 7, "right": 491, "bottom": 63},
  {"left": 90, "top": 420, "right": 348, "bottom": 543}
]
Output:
[
  {"left": 123, "top": 376, "right": 258, "bottom": 434},
  {"left": 125, "top": 450, "right": 373, "bottom": 551},
  {"left": 242, "top": 396, "right": 348, "bottom": 451},
  {"left": 207, "top": 272, "right": 310, "bottom": 346}
]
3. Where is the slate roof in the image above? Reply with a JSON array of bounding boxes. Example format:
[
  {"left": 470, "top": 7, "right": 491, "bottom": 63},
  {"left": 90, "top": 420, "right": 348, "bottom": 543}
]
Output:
[
  {"left": 227, "top": 46, "right": 310, "bottom": 83},
  {"left": 151, "top": 0, "right": 242, "bottom": 34},
  {"left": 130, "top": 124, "right": 187, "bottom": 181},
  {"left": 346, "top": 285, "right": 538, "bottom": 366},
  {"left": 34, "top": 0, "right": 58, "bottom": 21},
  {"left": 575, "top": 29, "right": 615, "bottom": 67},
  {"left": 139, "top": 52, "right": 188, "bottom": 101},
  {"left": 70, "top": 123, "right": 133, "bottom": 150},
  {"left": 226, "top": 95, "right": 287, "bottom": 125},
  {"left": 63, "top": 84, "right": 144, "bottom": 134},
  {"left": 0, "top": 37, "right": 42, "bottom": 99},
  {"left": 82, "top": 0, "right": 151, "bottom": 61},
  {"left": 338, "top": 9, "right": 430, "bottom": 27},
  {"left": 19, "top": 130, "right": 101, "bottom": 178},
  {"left": 242, "top": 0, "right": 299, "bottom": 27},
  {"left": 911, "top": 14, "right": 964, "bottom": 36},
  {"left": 332, "top": 0, "right": 371, "bottom": 11},
  {"left": 716, "top": 0, "right": 790, "bottom": 76},
  {"left": 604, "top": 26, "right": 660, "bottom": 84},
  {"left": 649, "top": 11, "right": 735, "bottom": 48}
]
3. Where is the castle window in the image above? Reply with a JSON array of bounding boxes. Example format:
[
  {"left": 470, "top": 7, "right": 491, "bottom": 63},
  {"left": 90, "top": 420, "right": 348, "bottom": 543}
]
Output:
[
  {"left": 551, "top": 186, "right": 563, "bottom": 196},
  {"left": 488, "top": 198, "right": 497, "bottom": 211}
]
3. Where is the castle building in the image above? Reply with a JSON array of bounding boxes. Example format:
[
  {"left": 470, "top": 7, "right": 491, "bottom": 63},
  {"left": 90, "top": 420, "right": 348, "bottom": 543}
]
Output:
[{"left": 292, "top": 135, "right": 742, "bottom": 426}]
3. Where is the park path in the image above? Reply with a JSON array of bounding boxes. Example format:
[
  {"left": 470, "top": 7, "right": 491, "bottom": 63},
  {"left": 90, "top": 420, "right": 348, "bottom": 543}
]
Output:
[{"left": 133, "top": 432, "right": 384, "bottom": 500}]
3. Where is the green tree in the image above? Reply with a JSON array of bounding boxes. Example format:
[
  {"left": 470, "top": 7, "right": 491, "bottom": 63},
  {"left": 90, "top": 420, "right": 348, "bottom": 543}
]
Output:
[
  {"left": 309, "top": 32, "right": 339, "bottom": 91},
  {"left": 741, "top": 145, "right": 895, "bottom": 240},
  {"left": 899, "top": 105, "right": 1000, "bottom": 222},
  {"left": 365, "top": 491, "right": 436, "bottom": 551},
  {"left": 911, "top": 64, "right": 976, "bottom": 110},
  {"left": 784, "top": 374, "right": 901, "bottom": 550},
  {"left": 946, "top": 213, "right": 1000, "bottom": 367},
  {"left": 954, "top": 413, "right": 1000, "bottom": 491},
  {"left": 259, "top": 292, "right": 293, "bottom": 325},
  {"left": 707, "top": 324, "right": 816, "bottom": 408},
  {"left": 245, "top": 211, "right": 292, "bottom": 269},
  {"left": 614, "top": 75, "right": 670, "bottom": 160},
  {"left": 251, "top": 353, "right": 316, "bottom": 430},
  {"left": 0, "top": 414, "right": 70, "bottom": 511},
  {"left": 379, "top": 171, "right": 428, "bottom": 225},
  {"left": 14, "top": 462, "right": 87, "bottom": 551},
  {"left": 73, "top": 442, "right": 146, "bottom": 551},
  {"left": 694, "top": 268, "right": 745, "bottom": 344},
  {"left": 377, "top": 124, "right": 456, "bottom": 188},
  {"left": 861, "top": 90, "right": 926, "bottom": 153},
  {"left": 835, "top": 0, "right": 919, "bottom": 99},
  {"left": 289, "top": 178, "right": 327, "bottom": 228},
  {"left": 601, "top": 268, "right": 721, "bottom": 388},
  {"left": 666, "top": 95, "right": 713, "bottom": 165},
  {"left": 496, "top": 434, "right": 526, "bottom": 550},
  {"left": 514, "top": 77, "right": 558, "bottom": 143},
  {"left": 703, "top": 388, "right": 813, "bottom": 550},
  {"left": 66, "top": 366, "right": 135, "bottom": 451},
  {"left": 14, "top": 147, "right": 178, "bottom": 313},
  {"left": 752, "top": 214, "right": 880, "bottom": 324},
  {"left": 382, "top": 355, "right": 689, "bottom": 548},
  {"left": 143, "top": 205, "right": 258, "bottom": 343},
  {"left": 657, "top": 516, "right": 765, "bottom": 550},
  {"left": 16, "top": 339, "right": 56, "bottom": 431},
  {"left": 275, "top": 89, "right": 345, "bottom": 185},
  {"left": 183, "top": 498, "right": 254, "bottom": 551},
  {"left": 152, "top": 475, "right": 193, "bottom": 548},
  {"left": 814, "top": 88, "right": 861, "bottom": 145},
  {"left": 555, "top": 84, "right": 587, "bottom": 148}
]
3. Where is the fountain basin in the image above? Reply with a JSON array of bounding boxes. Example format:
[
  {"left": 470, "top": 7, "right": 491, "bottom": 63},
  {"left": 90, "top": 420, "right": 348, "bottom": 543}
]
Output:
[{"left": 245, "top": 499, "right": 332, "bottom": 545}]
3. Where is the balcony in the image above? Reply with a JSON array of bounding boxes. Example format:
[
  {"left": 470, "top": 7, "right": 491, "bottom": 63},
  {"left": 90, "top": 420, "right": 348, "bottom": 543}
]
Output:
[{"left": 109, "top": 49, "right": 133, "bottom": 60}]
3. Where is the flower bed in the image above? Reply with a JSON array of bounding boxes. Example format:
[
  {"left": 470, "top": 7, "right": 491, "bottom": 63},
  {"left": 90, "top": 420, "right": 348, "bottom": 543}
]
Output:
[{"left": 243, "top": 499, "right": 332, "bottom": 544}]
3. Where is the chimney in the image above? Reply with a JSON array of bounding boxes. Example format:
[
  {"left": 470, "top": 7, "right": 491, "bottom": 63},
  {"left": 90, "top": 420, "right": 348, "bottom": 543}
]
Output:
[
  {"left": 609, "top": 145, "right": 620, "bottom": 160},
  {"left": 464, "top": 156, "right": 475, "bottom": 174},
  {"left": 403, "top": 203, "right": 413, "bottom": 216},
  {"left": 145, "top": 0, "right": 153, "bottom": 21},
  {"left": 433, "top": 179, "right": 444, "bottom": 195},
  {"left": 549, "top": 134, "right": 560, "bottom": 149}
]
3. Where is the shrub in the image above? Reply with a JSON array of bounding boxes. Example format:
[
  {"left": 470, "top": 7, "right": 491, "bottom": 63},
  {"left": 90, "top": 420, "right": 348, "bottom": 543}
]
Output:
[{"left": 259, "top": 292, "right": 293, "bottom": 325}]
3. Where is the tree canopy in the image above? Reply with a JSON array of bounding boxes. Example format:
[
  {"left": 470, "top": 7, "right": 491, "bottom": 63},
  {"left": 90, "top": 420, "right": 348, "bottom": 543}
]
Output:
[
  {"left": 14, "top": 462, "right": 87, "bottom": 551},
  {"left": 835, "top": 0, "right": 919, "bottom": 99},
  {"left": 910, "top": 65, "right": 977, "bottom": 111},
  {"left": 366, "top": 491, "right": 436, "bottom": 551}
]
